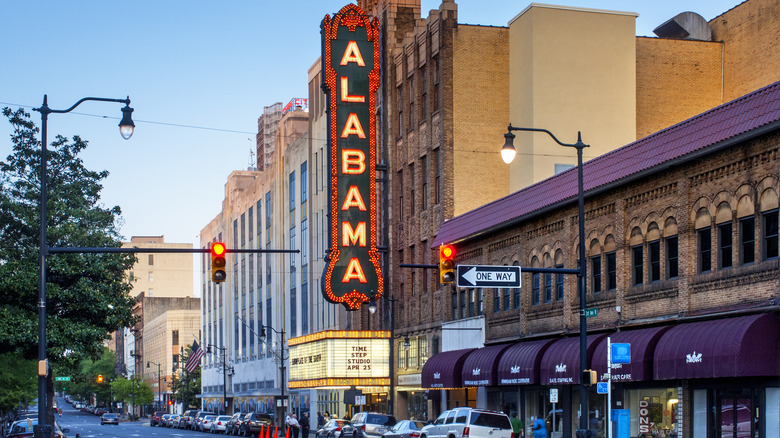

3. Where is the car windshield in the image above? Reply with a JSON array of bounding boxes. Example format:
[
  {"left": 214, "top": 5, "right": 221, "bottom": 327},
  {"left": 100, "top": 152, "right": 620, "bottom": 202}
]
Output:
[
  {"left": 104, "top": 414, "right": 118, "bottom": 418},
  {"left": 469, "top": 412, "right": 511, "bottom": 429}
]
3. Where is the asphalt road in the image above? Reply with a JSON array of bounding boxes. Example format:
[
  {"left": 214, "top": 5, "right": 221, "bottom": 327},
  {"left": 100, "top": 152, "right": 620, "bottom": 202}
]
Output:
[{"left": 57, "top": 397, "right": 200, "bottom": 438}]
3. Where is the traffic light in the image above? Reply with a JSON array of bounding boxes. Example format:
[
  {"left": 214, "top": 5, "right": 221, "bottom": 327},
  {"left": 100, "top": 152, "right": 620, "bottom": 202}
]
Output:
[
  {"left": 582, "top": 369, "right": 597, "bottom": 386},
  {"left": 211, "top": 242, "right": 227, "bottom": 283},
  {"left": 97, "top": 374, "right": 104, "bottom": 384},
  {"left": 168, "top": 400, "right": 173, "bottom": 406},
  {"left": 439, "top": 244, "right": 456, "bottom": 284}
]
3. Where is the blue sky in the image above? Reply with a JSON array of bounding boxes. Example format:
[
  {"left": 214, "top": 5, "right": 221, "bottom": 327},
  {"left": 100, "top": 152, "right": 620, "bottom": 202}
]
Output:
[{"left": 0, "top": 0, "right": 740, "bottom": 269}]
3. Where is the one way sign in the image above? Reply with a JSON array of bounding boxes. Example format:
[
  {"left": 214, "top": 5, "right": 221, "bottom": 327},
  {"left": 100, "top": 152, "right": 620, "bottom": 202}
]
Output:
[{"left": 457, "top": 265, "right": 522, "bottom": 288}]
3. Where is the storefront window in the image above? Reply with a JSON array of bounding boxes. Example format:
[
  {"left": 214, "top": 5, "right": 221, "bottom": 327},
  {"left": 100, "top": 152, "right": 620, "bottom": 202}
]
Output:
[{"left": 624, "top": 388, "right": 680, "bottom": 438}]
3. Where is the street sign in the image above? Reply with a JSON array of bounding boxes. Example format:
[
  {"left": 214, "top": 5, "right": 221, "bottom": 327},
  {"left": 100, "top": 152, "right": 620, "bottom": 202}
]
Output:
[
  {"left": 584, "top": 307, "right": 598, "bottom": 317},
  {"left": 549, "top": 388, "right": 558, "bottom": 403},
  {"left": 457, "top": 265, "right": 521, "bottom": 288},
  {"left": 597, "top": 382, "right": 609, "bottom": 394},
  {"left": 611, "top": 343, "right": 631, "bottom": 364},
  {"left": 54, "top": 376, "right": 71, "bottom": 382}
]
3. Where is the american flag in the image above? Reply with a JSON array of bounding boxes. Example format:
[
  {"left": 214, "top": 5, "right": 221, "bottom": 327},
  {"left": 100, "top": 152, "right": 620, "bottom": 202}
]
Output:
[{"left": 185, "top": 340, "right": 205, "bottom": 373}]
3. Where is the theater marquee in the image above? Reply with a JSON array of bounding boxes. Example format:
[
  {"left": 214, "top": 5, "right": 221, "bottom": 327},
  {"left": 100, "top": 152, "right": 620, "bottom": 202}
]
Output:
[
  {"left": 288, "top": 330, "right": 390, "bottom": 389},
  {"left": 320, "top": 4, "right": 383, "bottom": 310}
]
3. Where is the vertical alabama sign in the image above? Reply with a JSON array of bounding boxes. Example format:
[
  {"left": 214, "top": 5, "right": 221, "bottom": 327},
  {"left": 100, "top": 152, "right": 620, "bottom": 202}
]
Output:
[{"left": 321, "top": 4, "right": 383, "bottom": 310}]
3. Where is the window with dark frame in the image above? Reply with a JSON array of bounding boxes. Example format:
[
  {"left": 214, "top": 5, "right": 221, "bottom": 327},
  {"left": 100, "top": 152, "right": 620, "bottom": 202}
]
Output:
[
  {"left": 718, "top": 222, "right": 733, "bottom": 269},
  {"left": 503, "top": 287, "right": 510, "bottom": 310},
  {"left": 433, "top": 56, "right": 440, "bottom": 112},
  {"left": 740, "top": 216, "right": 755, "bottom": 265},
  {"left": 532, "top": 273, "right": 540, "bottom": 306},
  {"left": 409, "top": 163, "right": 415, "bottom": 216},
  {"left": 606, "top": 252, "right": 617, "bottom": 290},
  {"left": 451, "top": 291, "right": 458, "bottom": 319},
  {"left": 555, "top": 264, "right": 565, "bottom": 299},
  {"left": 544, "top": 273, "right": 552, "bottom": 303},
  {"left": 698, "top": 228, "right": 712, "bottom": 273},
  {"left": 649, "top": 240, "right": 661, "bottom": 282},
  {"left": 408, "top": 75, "right": 415, "bottom": 127},
  {"left": 421, "top": 65, "right": 427, "bottom": 119},
  {"left": 421, "top": 155, "right": 428, "bottom": 210},
  {"left": 397, "top": 85, "right": 403, "bottom": 135},
  {"left": 398, "top": 169, "right": 404, "bottom": 222},
  {"left": 666, "top": 237, "right": 679, "bottom": 279},
  {"left": 434, "top": 148, "right": 441, "bottom": 205},
  {"left": 459, "top": 289, "right": 466, "bottom": 318},
  {"left": 632, "top": 245, "right": 643, "bottom": 285},
  {"left": 591, "top": 255, "right": 602, "bottom": 293},
  {"left": 493, "top": 289, "right": 500, "bottom": 313},
  {"left": 763, "top": 209, "right": 778, "bottom": 260}
]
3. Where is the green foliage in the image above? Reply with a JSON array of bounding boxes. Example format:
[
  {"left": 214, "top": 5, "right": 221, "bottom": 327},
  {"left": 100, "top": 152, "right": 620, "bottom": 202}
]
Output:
[
  {"left": 0, "top": 352, "right": 37, "bottom": 413},
  {"left": 169, "top": 345, "right": 202, "bottom": 408},
  {"left": 111, "top": 376, "right": 153, "bottom": 409},
  {"left": 53, "top": 348, "right": 117, "bottom": 405},
  {"left": 0, "top": 107, "right": 137, "bottom": 363}
]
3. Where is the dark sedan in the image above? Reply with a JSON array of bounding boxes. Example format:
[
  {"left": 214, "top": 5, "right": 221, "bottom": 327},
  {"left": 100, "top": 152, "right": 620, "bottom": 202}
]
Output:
[
  {"left": 316, "top": 419, "right": 351, "bottom": 438},
  {"left": 100, "top": 413, "right": 119, "bottom": 425},
  {"left": 382, "top": 420, "right": 426, "bottom": 438}
]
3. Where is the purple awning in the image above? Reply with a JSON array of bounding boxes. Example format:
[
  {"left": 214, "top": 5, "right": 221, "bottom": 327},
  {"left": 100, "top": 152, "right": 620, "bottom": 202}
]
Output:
[
  {"left": 654, "top": 313, "right": 780, "bottom": 380},
  {"left": 496, "top": 339, "right": 556, "bottom": 385},
  {"left": 540, "top": 335, "right": 607, "bottom": 385},
  {"left": 422, "top": 348, "right": 476, "bottom": 389},
  {"left": 592, "top": 326, "right": 672, "bottom": 382},
  {"left": 462, "top": 344, "right": 512, "bottom": 387}
]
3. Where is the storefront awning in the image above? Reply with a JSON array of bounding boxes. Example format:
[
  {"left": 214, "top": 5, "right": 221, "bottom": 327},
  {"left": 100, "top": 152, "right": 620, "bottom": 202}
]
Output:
[
  {"left": 591, "top": 326, "right": 671, "bottom": 382},
  {"left": 496, "top": 339, "right": 556, "bottom": 385},
  {"left": 421, "top": 348, "right": 476, "bottom": 389},
  {"left": 540, "top": 334, "right": 607, "bottom": 385},
  {"left": 654, "top": 313, "right": 780, "bottom": 380},
  {"left": 462, "top": 344, "right": 512, "bottom": 387}
]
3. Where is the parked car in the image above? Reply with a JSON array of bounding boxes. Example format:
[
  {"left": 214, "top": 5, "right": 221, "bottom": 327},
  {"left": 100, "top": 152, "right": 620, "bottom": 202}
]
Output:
[
  {"left": 196, "top": 411, "right": 217, "bottom": 431},
  {"left": 151, "top": 411, "right": 166, "bottom": 427},
  {"left": 168, "top": 414, "right": 181, "bottom": 428},
  {"left": 226, "top": 412, "right": 246, "bottom": 435},
  {"left": 6, "top": 419, "right": 69, "bottom": 438},
  {"left": 382, "top": 420, "right": 427, "bottom": 438},
  {"left": 161, "top": 414, "right": 172, "bottom": 427},
  {"left": 100, "top": 413, "right": 119, "bottom": 425},
  {"left": 211, "top": 415, "right": 233, "bottom": 434},
  {"left": 181, "top": 409, "right": 199, "bottom": 429},
  {"left": 240, "top": 412, "right": 274, "bottom": 437},
  {"left": 200, "top": 415, "right": 216, "bottom": 432},
  {"left": 420, "top": 408, "right": 512, "bottom": 438},
  {"left": 317, "top": 419, "right": 351, "bottom": 438},
  {"left": 342, "top": 413, "right": 397, "bottom": 438}
]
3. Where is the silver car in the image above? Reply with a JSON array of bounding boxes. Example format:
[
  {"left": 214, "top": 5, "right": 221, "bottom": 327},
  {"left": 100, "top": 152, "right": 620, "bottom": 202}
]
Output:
[
  {"left": 420, "top": 408, "right": 512, "bottom": 438},
  {"left": 211, "top": 415, "right": 233, "bottom": 434}
]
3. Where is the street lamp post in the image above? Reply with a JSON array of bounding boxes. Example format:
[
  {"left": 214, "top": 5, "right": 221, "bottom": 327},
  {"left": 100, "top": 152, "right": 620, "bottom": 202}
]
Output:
[
  {"left": 147, "top": 361, "right": 163, "bottom": 411},
  {"left": 259, "top": 325, "right": 287, "bottom": 421},
  {"left": 501, "top": 124, "right": 590, "bottom": 436},
  {"left": 32, "top": 95, "right": 134, "bottom": 438},
  {"left": 368, "top": 295, "right": 397, "bottom": 415},
  {"left": 206, "top": 344, "right": 232, "bottom": 415}
]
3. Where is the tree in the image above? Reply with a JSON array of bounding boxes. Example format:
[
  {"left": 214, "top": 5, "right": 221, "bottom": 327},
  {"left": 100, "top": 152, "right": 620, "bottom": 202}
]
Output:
[
  {"left": 0, "top": 352, "right": 37, "bottom": 415},
  {"left": 0, "top": 107, "right": 137, "bottom": 418},
  {"left": 111, "top": 376, "right": 153, "bottom": 419},
  {"left": 169, "top": 345, "right": 202, "bottom": 409}
]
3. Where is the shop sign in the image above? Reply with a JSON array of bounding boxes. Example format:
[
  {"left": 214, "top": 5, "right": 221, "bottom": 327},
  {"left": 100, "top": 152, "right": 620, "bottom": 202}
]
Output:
[
  {"left": 288, "top": 330, "right": 389, "bottom": 388},
  {"left": 320, "top": 3, "right": 383, "bottom": 310},
  {"left": 397, "top": 374, "right": 422, "bottom": 386},
  {"left": 638, "top": 400, "right": 650, "bottom": 434}
]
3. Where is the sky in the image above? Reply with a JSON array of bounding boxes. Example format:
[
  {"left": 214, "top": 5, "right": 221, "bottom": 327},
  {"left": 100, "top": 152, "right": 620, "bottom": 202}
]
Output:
[{"left": 0, "top": 0, "right": 742, "bottom": 293}]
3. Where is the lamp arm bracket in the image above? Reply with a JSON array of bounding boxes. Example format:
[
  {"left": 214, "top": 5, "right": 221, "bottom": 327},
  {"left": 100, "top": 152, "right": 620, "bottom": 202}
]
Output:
[
  {"left": 507, "top": 124, "right": 588, "bottom": 150},
  {"left": 34, "top": 96, "right": 131, "bottom": 116}
]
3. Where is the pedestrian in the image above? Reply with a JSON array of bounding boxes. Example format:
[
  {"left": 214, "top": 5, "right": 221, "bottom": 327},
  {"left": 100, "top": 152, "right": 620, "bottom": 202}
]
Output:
[
  {"left": 531, "top": 418, "right": 546, "bottom": 438},
  {"left": 324, "top": 411, "right": 330, "bottom": 422},
  {"left": 289, "top": 413, "right": 301, "bottom": 438},
  {"left": 510, "top": 412, "right": 524, "bottom": 438},
  {"left": 317, "top": 411, "right": 325, "bottom": 429},
  {"left": 301, "top": 412, "right": 310, "bottom": 438}
]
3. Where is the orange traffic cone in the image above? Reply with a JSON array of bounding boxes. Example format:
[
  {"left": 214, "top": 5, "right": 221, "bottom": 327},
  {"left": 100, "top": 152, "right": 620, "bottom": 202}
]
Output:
[
  {"left": 260, "top": 425, "right": 264, "bottom": 438},
  {"left": 273, "top": 425, "right": 277, "bottom": 438},
  {"left": 285, "top": 426, "right": 290, "bottom": 438}
]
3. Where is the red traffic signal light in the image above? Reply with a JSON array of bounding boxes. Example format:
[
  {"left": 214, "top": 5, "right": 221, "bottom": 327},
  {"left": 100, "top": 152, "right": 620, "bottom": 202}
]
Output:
[
  {"left": 439, "top": 244, "right": 456, "bottom": 284},
  {"left": 211, "top": 242, "right": 227, "bottom": 283},
  {"left": 97, "top": 374, "right": 104, "bottom": 384},
  {"left": 168, "top": 400, "right": 173, "bottom": 406}
]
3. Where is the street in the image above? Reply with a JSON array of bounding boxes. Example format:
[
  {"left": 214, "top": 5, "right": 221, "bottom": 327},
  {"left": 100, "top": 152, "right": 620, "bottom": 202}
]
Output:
[{"left": 57, "top": 397, "right": 193, "bottom": 438}]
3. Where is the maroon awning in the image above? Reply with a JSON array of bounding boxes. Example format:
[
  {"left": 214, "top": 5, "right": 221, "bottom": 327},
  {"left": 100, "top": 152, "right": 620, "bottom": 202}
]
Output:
[
  {"left": 422, "top": 348, "right": 476, "bottom": 389},
  {"left": 461, "top": 344, "right": 512, "bottom": 387},
  {"left": 591, "top": 326, "right": 672, "bottom": 382},
  {"left": 654, "top": 313, "right": 780, "bottom": 380},
  {"left": 540, "top": 334, "right": 607, "bottom": 385},
  {"left": 496, "top": 339, "right": 556, "bottom": 385}
]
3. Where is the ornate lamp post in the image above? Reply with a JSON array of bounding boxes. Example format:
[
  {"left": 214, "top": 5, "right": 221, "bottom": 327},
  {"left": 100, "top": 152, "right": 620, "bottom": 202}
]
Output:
[
  {"left": 259, "top": 325, "right": 287, "bottom": 421},
  {"left": 368, "top": 295, "right": 397, "bottom": 415},
  {"left": 147, "top": 361, "right": 163, "bottom": 411},
  {"left": 501, "top": 125, "right": 590, "bottom": 435},
  {"left": 32, "top": 95, "right": 134, "bottom": 438}
]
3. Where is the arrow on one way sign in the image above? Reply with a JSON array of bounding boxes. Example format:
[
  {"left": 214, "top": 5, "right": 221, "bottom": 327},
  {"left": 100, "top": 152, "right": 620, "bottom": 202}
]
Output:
[{"left": 457, "top": 265, "right": 522, "bottom": 288}]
